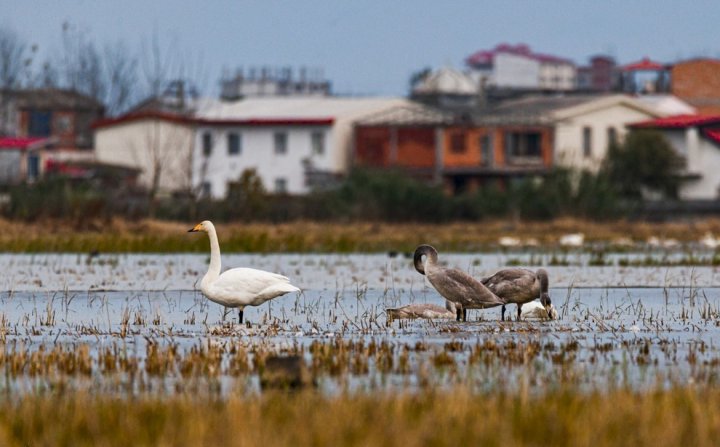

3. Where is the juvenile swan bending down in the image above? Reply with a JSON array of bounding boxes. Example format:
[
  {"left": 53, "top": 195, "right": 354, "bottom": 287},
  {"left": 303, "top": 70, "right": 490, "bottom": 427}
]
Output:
[
  {"left": 413, "top": 244, "right": 504, "bottom": 321},
  {"left": 189, "top": 221, "right": 300, "bottom": 324},
  {"left": 386, "top": 300, "right": 456, "bottom": 321},
  {"left": 480, "top": 268, "right": 556, "bottom": 321}
]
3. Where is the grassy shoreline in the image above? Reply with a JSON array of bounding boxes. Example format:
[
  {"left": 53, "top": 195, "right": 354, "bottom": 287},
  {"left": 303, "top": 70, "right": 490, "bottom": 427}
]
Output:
[
  {"left": 1, "top": 217, "right": 719, "bottom": 253},
  {"left": 0, "top": 387, "right": 718, "bottom": 446}
]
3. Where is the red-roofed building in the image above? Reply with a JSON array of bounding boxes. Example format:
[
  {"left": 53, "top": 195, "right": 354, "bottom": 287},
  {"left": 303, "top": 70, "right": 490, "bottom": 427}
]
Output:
[
  {"left": 617, "top": 57, "right": 671, "bottom": 94},
  {"left": 630, "top": 115, "right": 720, "bottom": 199},
  {"left": 465, "top": 43, "right": 576, "bottom": 91},
  {"left": 0, "top": 137, "right": 53, "bottom": 184}
]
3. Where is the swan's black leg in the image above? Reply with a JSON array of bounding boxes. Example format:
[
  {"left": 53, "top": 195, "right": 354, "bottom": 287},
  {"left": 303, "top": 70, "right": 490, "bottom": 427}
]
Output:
[
  {"left": 456, "top": 307, "right": 462, "bottom": 322},
  {"left": 239, "top": 309, "right": 244, "bottom": 324},
  {"left": 463, "top": 308, "right": 467, "bottom": 322},
  {"left": 517, "top": 304, "right": 522, "bottom": 321},
  {"left": 501, "top": 305, "right": 506, "bottom": 321}
]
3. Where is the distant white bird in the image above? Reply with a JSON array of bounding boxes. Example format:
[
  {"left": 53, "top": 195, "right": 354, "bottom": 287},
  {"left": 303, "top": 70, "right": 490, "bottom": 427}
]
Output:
[
  {"left": 646, "top": 236, "right": 661, "bottom": 247},
  {"left": 189, "top": 220, "right": 300, "bottom": 323},
  {"left": 499, "top": 236, "right": 521, "bottom": 248},
  {"left": 386, "top": 300, "right": 456, "bottom": 320},
  {"left": 559, "top": 233, "right": 584, "bottom": 247},
  {"left": 700, "top": 232, "right": 720, "bottom": 249},
  {"left": 520, "top": 300, "right": 559, "bottom": 320}
]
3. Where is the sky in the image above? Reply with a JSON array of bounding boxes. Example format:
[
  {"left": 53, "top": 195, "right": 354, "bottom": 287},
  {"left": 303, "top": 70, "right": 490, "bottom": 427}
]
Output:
[{"left": 3, "top": 0, "right": 720, "bottom": 97}]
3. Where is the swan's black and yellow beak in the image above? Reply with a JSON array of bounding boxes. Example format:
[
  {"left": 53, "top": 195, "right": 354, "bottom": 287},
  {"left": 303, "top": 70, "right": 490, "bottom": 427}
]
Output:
[{"left": 188, "top": 223, "right": 203, "bottom": 232}]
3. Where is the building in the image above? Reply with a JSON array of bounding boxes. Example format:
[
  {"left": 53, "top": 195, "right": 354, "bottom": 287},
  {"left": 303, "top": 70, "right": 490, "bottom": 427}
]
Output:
[
  {"left": 411, "top": 67, "right": 480, "bottom": 109},
  {"left": 466, "top": 43, "right": 576, "bottom": 91},
  {"left": 631, "top": 115, "right": 720, "bottom": 200},
  {"left": 220, "top": 67, "right": 331, "bottom": 100},
  {"left": 354, "top": 94, "right": 662, "bottom": 194},
  {"left": 0, "top": 137, "right": 53, "bottom": 185},
  {"left": 193, "top": 97, "right": 409, "bottom": 197},
  {"left": 93, "top": 111, "right": 196, "bottom": 196},
  {"left": 670, "top": 58, "right": 720, "bottom": 115},
  {"left": 617, "top": 58, "right": 671, "bottom": 94},
  {"left": 0, "top": 88, "right": 104, "bottom": 152},
  {"left": 354, "top": 103, "right": 554, "bottom": 194},
  {"left": 576, "top": 55, "right": 617, "bottom": 91}
]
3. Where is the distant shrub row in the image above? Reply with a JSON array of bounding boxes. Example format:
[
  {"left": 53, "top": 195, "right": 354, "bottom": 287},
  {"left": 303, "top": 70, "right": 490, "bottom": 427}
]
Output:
[{"left": 1, "top": 130, "right": 681, "bottom": 223}]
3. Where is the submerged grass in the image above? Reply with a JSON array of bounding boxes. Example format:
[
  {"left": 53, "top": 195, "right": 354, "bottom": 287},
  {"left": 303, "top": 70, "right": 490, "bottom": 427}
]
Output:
[
  {"left": 0, "top": 387, "right": 719, "bottom": 446},
  {"left": 1, "top": 217, "right": 720, "bottom": 253}
]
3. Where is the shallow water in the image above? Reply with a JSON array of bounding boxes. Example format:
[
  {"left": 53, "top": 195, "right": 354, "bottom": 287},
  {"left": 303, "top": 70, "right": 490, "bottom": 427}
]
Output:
[{"left": 1, "top": 252, "right": 720, "bottom": 396}]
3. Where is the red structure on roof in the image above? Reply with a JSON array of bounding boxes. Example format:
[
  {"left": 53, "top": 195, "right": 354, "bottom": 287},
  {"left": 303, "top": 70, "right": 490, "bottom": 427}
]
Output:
[
  {"left": 704, "top": 129, "right": 720, "bottom": 145},
  {"left": 621, "top": 57, "right": 666, "bottom": 71},
  {"left": 466, "top": 43, "right": 573, "bottom": 67},
  {"left": 631, "top": 114, "right": 720, "bottom": 128},
  {"left": 0, "top": 137, "right": 50, "bottom": 150}
]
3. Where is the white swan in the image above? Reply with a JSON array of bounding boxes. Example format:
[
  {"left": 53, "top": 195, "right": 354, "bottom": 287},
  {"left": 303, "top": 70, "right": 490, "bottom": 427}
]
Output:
[
  {"left": 520, "top": 299, "right": 559, "bottom": 321},
  {"left": 188, "top": 220, "right": 300, "bottom": 323}
]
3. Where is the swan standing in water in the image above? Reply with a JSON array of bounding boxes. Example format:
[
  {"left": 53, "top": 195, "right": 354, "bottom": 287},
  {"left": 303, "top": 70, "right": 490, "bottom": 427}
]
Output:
[
  {"left": 480, "top": 268, "right": 556, "bottom": 321},
  {"left": 386, "top": 300, "right": 456, "bottom": 320},
  {"left": 413, "top": 244, "right": 504, "bottom": 321},
  {"left": 189, "top": 221, "right": 300, "bottom": 324}
]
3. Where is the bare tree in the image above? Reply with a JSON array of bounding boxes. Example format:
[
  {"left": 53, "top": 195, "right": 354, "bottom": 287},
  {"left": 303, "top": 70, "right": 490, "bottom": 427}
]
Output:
[
  {"left": 0, "top": 26, "right": 27, "bottom": 89},
  {"left": 59, "top": 22, "right": 105, "bottom": 100},
  {"left": 0, "top": 25, "right": 31, "bottom": 135},
  {"left": 55, "top": 22, "right": 138, "bottom": 116},
  {"left": 102, "top": 41, "right": 138, "bottom": 116}
]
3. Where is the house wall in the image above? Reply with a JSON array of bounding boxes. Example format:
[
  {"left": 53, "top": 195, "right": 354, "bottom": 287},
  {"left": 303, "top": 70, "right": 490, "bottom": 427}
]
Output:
[
  {"left": 354, "top": 127, "right": 391, "bottom": 167},
  {"left": 354, "top": 126, "right": 436, "bottom": 168},
  {"left": 554, "top": 104, "right": 656, "bottom": 171},
  {"left": 396, "top": 128, "right": 435, "bottom": 167},
  {"left": 443, "top": 127, "right": 483, "bottom": 167},
  {"left": 192, "top": 124, "right": 333, "bottom": 197},
  {"left": 95, "top": 118, "right": 195, "bottom": 194},
  {"left": 659, "top": 128, "right": 720, "bottom": 200},
  {"left": 19, "top": 108, "right": 101, "bottom": 150},
  {"left": 538, "top": 63, "right": 576, "bottom": 91},
  {"left": 672, "top": 59, "right": 720, "bottom": 115},
  {"left": 0, "top": 150, "right": 23, "bottom": 184},
  {"left": 493, "top": 53, "right": 540, "bottom": 89}
]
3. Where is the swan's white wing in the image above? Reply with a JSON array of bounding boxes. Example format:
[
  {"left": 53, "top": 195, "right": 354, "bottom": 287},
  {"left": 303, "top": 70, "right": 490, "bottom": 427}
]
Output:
[{"left": 205, "top": 267, "right": 299, "bottom": 307}]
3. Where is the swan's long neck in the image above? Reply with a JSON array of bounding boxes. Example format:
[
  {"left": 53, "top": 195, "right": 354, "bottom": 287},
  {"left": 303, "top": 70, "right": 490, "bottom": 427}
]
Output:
[
  {"left": 536, "top": 269, "right": 549, "bottom": 293},
  {"left": 414, "top": 245, "right": 439, "bottom": 275},
  {"left": 205, "top": 224, "right": 222, "bottom": 281}
]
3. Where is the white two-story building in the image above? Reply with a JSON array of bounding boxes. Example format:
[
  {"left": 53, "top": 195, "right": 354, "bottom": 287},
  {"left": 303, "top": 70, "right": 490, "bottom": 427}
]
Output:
[{"left": 192, "top": 97, "right": 409, "bottom": 198}]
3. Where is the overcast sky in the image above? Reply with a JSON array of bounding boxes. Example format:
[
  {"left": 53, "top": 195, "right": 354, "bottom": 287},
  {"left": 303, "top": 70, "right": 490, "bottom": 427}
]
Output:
[{"left": 4, "top": 0, "right": 719, "bottom": 96}]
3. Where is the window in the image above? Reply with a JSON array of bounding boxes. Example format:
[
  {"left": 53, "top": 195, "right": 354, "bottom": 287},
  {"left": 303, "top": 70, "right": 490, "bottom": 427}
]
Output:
[
  {"left": 582, "top": 127, "right": 592, "bottom": 158},
  {"left": 607, "top": 127, "right": 618, "bottom": 148},
  {"left": 29, "top": 110, "right": 52, "bottom": 137},
  {"left": 274, "top": 178, "right": 287, "bottom": 193},
  {"left": 311, "top": 131, "right": 325, "bottom": 155},
  {"left": 450, "top": 132, "right": 466, "bottom": 154},
  {"left": 274, "top": 132, "right": 288, "bottom": 155},
  {"left": 227, "top": 132, "right": 241, "bottom": 155},
  {"left": 202, "top": 132, "right": 213, "bottom": 157},
  {"left": 505, "top": 131, "right": 542, "bottom": 161},
  {"left": 480, "top": 134, "right": 493, "bottom": 166}
]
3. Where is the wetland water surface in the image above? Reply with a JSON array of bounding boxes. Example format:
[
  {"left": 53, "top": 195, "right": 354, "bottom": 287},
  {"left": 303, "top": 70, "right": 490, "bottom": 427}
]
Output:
[{"left": 1, "top": 252, "right": 720, "bottom": 396}]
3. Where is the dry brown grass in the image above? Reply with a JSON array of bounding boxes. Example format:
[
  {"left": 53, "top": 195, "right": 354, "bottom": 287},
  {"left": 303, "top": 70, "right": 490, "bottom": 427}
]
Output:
[
  {"left": 0, "top": 387, "right": 718, "bottom": 446},
  {"left": 0, "top": 217, "right": 718, "bottom": 253}
]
